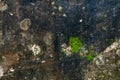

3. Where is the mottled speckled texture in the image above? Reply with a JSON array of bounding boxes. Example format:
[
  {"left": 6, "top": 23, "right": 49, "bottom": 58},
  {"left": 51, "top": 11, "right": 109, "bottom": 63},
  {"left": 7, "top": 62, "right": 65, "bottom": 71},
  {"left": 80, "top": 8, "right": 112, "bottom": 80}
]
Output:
[{"left": 0, "top": 0, "right": 120, "bottom": 80}]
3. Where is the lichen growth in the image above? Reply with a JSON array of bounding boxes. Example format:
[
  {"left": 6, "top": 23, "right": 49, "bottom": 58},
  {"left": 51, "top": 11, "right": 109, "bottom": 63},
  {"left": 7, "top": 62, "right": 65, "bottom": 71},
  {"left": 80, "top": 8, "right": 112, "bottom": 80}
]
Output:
[
  {"left": 0, "top": 1, "right": 8, "bottom": 12},
  {"left": 20, "top": 18, "right": 31, "bottom": 31}
]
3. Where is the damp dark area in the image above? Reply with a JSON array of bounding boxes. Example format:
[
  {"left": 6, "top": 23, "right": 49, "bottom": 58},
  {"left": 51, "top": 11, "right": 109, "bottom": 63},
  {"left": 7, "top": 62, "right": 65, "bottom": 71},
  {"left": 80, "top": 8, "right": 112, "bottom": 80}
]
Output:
[{"left": 0, "top": 0, "right": 120, "bottom": 80}]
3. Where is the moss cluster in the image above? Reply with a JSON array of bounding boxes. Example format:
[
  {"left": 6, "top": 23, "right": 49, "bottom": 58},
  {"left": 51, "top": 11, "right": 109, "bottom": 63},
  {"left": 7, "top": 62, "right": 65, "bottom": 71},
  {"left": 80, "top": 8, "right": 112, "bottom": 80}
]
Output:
[
  {"left": 86, "top": 54, "right": 94, "bottom": 61},
  {"left": 69, "top": 37, "right": 83, "bottom": 53},
  {"left": 86, "top": 46, "right": 94, "bottom": 61}
]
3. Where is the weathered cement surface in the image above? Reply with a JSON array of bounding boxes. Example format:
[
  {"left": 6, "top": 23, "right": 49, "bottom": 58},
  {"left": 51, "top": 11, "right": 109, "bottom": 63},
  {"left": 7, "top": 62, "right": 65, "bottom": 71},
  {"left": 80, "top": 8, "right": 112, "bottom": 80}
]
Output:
[{"left": 0, "top": 0, "right": 120, "bottom": 80}]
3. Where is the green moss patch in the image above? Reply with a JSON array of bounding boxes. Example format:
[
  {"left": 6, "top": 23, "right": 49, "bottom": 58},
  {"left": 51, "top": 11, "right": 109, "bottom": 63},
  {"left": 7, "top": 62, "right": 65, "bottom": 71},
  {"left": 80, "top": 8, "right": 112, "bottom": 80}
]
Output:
[{"left": 69, "top": 37, "right": 83, "bottom": 53}]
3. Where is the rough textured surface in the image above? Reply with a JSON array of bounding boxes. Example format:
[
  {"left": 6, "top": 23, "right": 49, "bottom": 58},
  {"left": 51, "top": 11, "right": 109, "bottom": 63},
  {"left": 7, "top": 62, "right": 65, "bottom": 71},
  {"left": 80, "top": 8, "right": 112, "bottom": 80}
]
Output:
[
  {"left": 84, "top": 39, "right": 120, "bottom": 80},
  {"left": 0, "top": 0, "right": 120, "bottom": 80}
]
